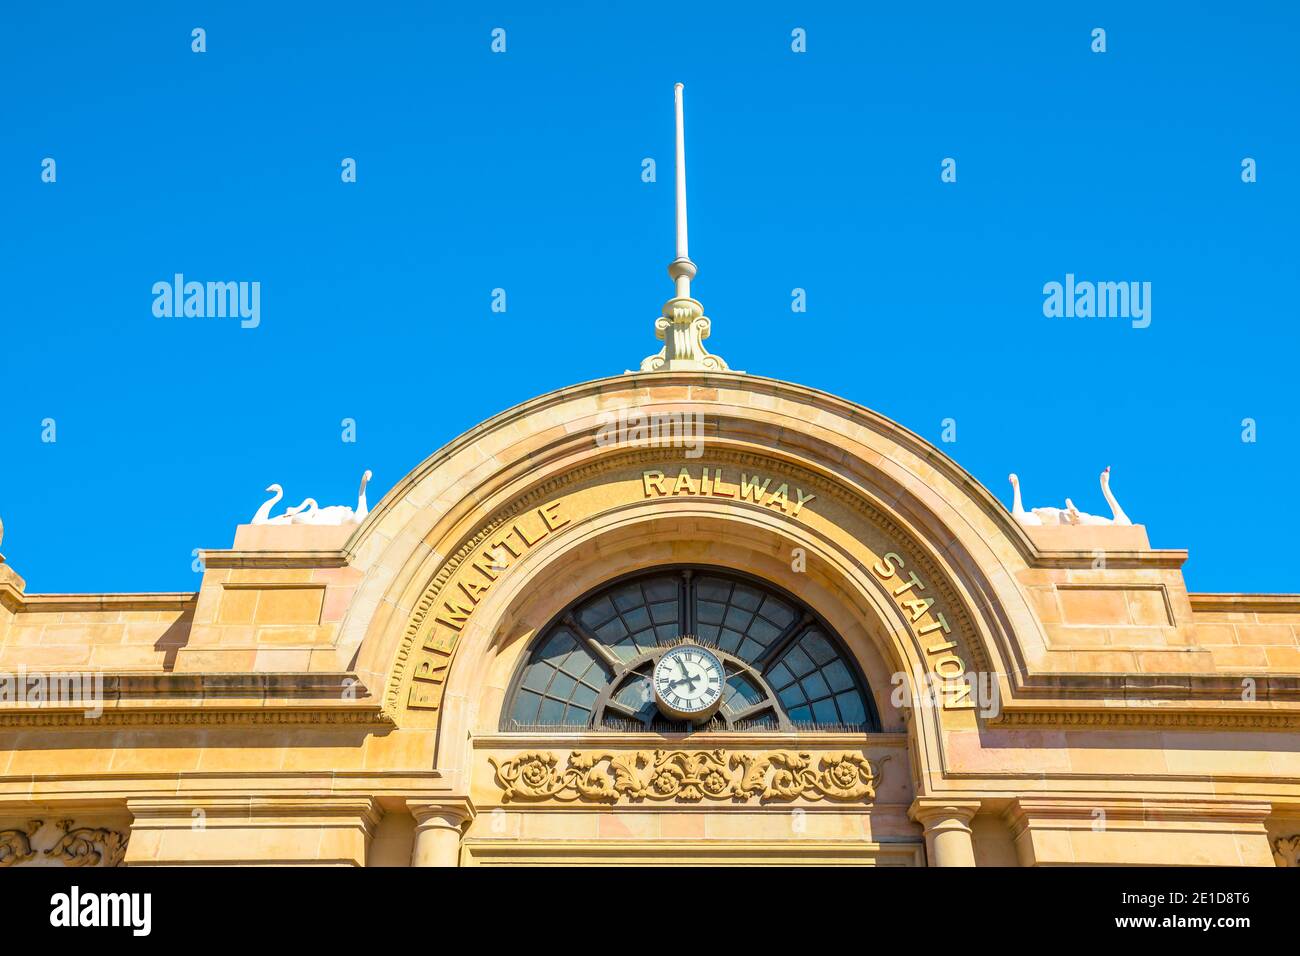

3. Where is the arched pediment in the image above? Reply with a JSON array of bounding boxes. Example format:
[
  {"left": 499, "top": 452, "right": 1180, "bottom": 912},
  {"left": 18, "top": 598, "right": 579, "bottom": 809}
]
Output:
[{"left": 329, "top": 372, "right": 1063, "bottom": 787}]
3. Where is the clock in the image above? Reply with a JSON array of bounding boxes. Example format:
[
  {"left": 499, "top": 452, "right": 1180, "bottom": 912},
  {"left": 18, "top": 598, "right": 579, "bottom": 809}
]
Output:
[{"left": 653, "top": 643, "right": 725, "bottom": 723}]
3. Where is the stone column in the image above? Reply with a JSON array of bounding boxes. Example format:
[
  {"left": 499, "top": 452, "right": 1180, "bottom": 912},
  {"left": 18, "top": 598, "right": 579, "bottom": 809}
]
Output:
[
  {"left": 910, "top": 799, "right": 981, "bottom": 867},
  {"left": 407, "top": 800, "right": 473, "bottom": 867}
]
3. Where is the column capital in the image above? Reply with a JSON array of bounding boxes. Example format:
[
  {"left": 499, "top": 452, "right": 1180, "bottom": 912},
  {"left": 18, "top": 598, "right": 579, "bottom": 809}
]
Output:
[
  {"left": 406, "top": 797, "right": 474, "bottom": 867},
  {"left": 405, "top": 797, "right": 474, "bottom": 830},
  {"left": 909, "top": 798, "right": 982, "bottom": 829},
  {"left": 909, "top": 798, "right": 982, "bottom": 867}
]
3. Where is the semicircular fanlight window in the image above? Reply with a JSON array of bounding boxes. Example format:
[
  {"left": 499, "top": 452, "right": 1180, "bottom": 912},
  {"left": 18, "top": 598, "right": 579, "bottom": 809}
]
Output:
[{"left": 503, "top": 567, "right": 878, "bottom": 733}]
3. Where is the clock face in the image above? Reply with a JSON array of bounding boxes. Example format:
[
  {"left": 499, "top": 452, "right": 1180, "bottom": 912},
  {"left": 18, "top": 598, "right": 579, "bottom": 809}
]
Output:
[{"left": 653, "top": 644, "right": 725, "bottom": 722}]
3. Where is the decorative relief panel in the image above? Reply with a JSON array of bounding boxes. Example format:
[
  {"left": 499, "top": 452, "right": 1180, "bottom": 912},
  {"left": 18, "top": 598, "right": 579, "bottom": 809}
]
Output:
[
  {"left": 490, "top": 749, "right": 887, "bottom": 804},
  {"left": 0, "top": 819, "right": 128, "bottom": 868}
]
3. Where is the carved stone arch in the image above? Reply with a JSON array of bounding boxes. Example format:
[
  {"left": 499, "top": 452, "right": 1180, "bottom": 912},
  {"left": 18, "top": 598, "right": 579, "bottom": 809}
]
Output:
[{"left": 335, "top": 373, "right": 1052, "bottom": 795}]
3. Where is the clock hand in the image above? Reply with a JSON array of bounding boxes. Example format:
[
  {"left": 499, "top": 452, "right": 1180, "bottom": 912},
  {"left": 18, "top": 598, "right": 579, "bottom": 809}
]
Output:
[{"left": 676, "top": 661, "right": 698, "bottom": 692}]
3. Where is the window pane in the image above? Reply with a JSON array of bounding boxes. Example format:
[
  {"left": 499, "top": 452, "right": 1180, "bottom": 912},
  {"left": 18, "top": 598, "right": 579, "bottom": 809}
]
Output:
[
  {"left": 649, "top": 600, "right": 678, "bottom": 626},
  {"left": 731, "top": 585, "right": 763, "bottom": 611},
  {"left": 509, "top": 689, "right": 541, "bottom": 726},
  {"left": 696, "top": 577, "right": 731, "bottom": 601},
  {"left": 800, "top": 671, "right": 830, "bottom": 701},
  {"left": 758, "top": 596, "right": 796, "bottom": 628},
  {"left": 836, "top": 691, "right": 867, "bottom": 725},
  {"left": 803, "top": 630, "right": 837, "bottom": 665},
  {"left": 696, "top": 600, "right": 725, "bottom": 625},
  {"left": 642, "top": 577, "right": 679, "bottom": 602},
  {"left": 612, "top": 584, "right": 644, "bottom": 612},
  {"left": 811, "top": 697, "right": 839, "bottom": 724},
  {"left": 782, "top": 646, "right": 815, "bottom": 678},
  {"left": 578, "top": 597, "right": 616, "bottom": 629},
  {"left": 521, "top": 664, "right": 552, "bottom": 693},
  {"left": 537, "top": 697, "right": 566, "bottom": 724}
]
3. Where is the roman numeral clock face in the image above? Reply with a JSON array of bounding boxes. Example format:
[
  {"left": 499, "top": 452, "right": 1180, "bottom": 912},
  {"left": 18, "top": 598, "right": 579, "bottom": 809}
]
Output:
[{"left": 653, "top": 644, "right": 725, "bottom": 723}]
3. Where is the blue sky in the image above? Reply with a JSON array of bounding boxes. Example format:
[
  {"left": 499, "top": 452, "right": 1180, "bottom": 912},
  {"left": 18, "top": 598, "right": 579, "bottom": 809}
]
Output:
[{"left": 1, "top": 2, "right": 1296, "bottom": 593}]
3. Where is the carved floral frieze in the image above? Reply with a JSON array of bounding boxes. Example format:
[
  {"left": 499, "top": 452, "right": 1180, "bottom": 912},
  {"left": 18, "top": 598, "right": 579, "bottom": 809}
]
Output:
[
  {"left": 489, "top": 749, "right": 887, "bottom": 804},
  {"left": 0, "top": 820, "right": 41, "bottom": 866},
  {"left": 0, "top": 819, "right": 128, "bottom": 868}
]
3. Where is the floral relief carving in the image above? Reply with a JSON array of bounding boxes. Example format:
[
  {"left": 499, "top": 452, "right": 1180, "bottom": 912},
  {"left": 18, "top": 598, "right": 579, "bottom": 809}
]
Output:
[
  {"left": 1274, "top": 834, "right": 1300, "bottom": 867},
  {"left": 490, "top": 749, "right": 887, "bottom": 804},
  {"left": 43, "top": 820, "right": 128, "bottom": 867},
  {"left": 0, "top": 820, "right": 43, "bottom": 867},
  {"left": 0, "top": 819, "right": 127, "bottom": 867}
]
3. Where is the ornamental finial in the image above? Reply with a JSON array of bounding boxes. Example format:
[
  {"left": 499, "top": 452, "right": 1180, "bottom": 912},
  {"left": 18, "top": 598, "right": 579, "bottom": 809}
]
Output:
[{"left": 638, "top": 84, "right": 736, "bottom": 373}]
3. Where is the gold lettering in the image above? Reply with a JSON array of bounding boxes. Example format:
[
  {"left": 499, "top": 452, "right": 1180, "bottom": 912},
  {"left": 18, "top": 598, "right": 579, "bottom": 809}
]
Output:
[
  {"left": 873, "top": 552, "right": 903, "bottom": 578},
  {"left": 893, "top": 571, "right": 926, "bottom": 596},
  {"left": 903, "top": 596, "right": 934, "bottom": 622},
  {"left": 408, "top": 682, "right": 442, "bottom": 709},
  {"left": 642, "top": 470, "right": 668, "bottom": 496},
  {"left": 792, "top": 487, "right": 816, "bottom": 516},
  {"left": 412, "top": 654, "right": 451, "bottom": 684},
  {"left": 765, "top": 482, "right": 790, "bottom": 512},
  {"left": 711, "top": 468, "right": 736, "bottom": 497},
  {"left": 918, "top": 613, "right": 951, "bottom": 637},
  {"left": 539, "top": 501, "right": 569, "bottom": 532},
  {"left": 434, "top": 600, "right": 474, "bottom": 631},
  {"left": 739, "top": 473, "right": 771, "bottom": 502},
  {"left": 672, "top": 467, "right": 697, "bottom": 495},
  {"left": 513, "top": 519, "right": 546, "bottom": 548},
  {"left": 933, "top": 655, "right": 965, "bottom": 679},
  {"left": 422, "top": 630, "right": 457, "bottom": 655},
  {"left": 944, "top": 679, "right": 975, "bottom": 710},
  {"left": 459, "top": 578, "right": 490, "bottom": 604}
]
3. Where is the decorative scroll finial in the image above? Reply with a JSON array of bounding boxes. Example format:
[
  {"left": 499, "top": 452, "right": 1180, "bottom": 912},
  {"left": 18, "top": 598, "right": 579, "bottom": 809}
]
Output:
[{"left": 638, "top": 83, "right": 735, "bottom": 373}]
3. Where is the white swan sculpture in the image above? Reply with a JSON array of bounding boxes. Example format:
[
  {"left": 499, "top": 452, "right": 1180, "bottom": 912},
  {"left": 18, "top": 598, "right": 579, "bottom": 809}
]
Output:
[
  {"left": 250, "top": 484, "right": 314, "bottom": 526},
  {"left": 290, "top": 470, "right": 373, "bottom": 526},
  {"left": 1065, "top": 467, "right": 1132, "bottom": 526},
  {"left": 1009, "top": 468, "right": 1133, "bottom": 527},
  {"left": 1008, "top": 474, "right": 1069, "bottom": 526},
  {"left": 250, "top": 471, "right": 372, "bottom": 527},
  {"left": 1007, "top": 474, "right": 1041, "bottom": 525}
]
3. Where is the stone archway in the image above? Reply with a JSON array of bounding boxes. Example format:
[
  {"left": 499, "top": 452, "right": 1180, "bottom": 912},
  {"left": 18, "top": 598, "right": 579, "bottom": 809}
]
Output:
[{"left": 332, "top": 373, "right": 1041, "bottom": 864}]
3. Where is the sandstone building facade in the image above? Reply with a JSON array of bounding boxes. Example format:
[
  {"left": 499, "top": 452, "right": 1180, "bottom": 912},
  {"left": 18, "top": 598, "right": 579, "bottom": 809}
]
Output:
[{"left": 1, "top": 371, "right": 1299, "bottom": 867}]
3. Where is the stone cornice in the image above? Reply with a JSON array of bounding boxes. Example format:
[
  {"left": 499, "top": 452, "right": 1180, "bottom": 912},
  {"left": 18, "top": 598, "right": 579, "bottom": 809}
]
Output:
[
  {"left": 0, "top": 770, "right": 447, "bottom": 800},
  {"left": 5, "top": 592, "right": 197, "bottom": 613},
  {"left": 1190, "top": 593, "right": 1300, "bottom": 613},
  {"left": 0, "top": 672, "right": 393, "bottom": 728},
  {"left": 989, "top": 705, "right": 1300, "bottom": 731},
  {"left": 200, "top": 550, "right": 350, "bottom": 569},
  {"left": 1030, "top": 549, "right": 1188, "bottom": 570},
  {"left": 474, "top": 731, "right": 909, "bottom": 748},
  {"left": 1005, "top": 797, "right": 1274, "bottom": 825},
  {"left": 0, "top": 706, "right": 394, "bottom": 729}
]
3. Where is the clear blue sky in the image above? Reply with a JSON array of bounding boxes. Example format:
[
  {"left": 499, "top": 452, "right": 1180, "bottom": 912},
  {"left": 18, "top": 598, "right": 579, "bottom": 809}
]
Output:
[{"left": 2, "top": 2, "right": 1296, "bottom": 593}]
